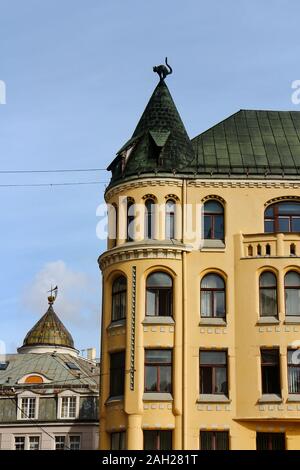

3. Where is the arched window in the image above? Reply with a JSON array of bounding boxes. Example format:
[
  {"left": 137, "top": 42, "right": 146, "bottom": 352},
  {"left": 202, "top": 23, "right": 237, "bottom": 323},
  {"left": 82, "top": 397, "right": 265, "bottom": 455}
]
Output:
[
  {"left": 203, "top": 200, "right": 224, "bottom": 240},
  {"left": 165, "top": 199, "right": 175, "bottom": 240},
  {"left": 146, "top": 272, "right": 173, "bottom": 317},
  {"left": 112, "top": 276, "right": 127, "bottom": 322},
  {"left": 127, "top": 200, "right": 135, "bottom": 242},
  {"left": 264, "top": 201, "right": 300, "bottom": 233},
  {"left": 285, "top": 271, "right": 300, "bottom": 317},
  {"left": 259, "top": 272, "right": 277, "bottom": 317},
  {"left": 200, "top": 274, "right": 225, "bottom": 318},
  {"left": 145, "top": 199, "right": 155, "bottom": 239}
]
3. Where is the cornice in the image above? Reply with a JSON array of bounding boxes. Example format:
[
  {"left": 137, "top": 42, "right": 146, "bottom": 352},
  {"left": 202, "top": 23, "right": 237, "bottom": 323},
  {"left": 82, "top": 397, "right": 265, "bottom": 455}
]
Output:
[
  {"left": 98, "top": 242, "right": 192, "bottom": 270},
  {"left": 105, "top": 177, "right": 300, "bottom": 201},
  {"left": 105, "top": 178, "right": 183, "bottom": 201}
]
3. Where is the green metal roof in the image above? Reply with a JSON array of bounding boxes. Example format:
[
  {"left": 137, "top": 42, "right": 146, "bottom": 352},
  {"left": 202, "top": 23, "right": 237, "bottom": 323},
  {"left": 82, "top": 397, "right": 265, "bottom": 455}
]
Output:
[
  {"left": 0, "top": 353, "right": 99, "bottom": 389},
  {"left": 192, "top": 110, "right": 300, "bottom": 177},
  {"left": 22, "top": 305, "right": 75, "bottom": 349},
  {"left": 106, "top": 80, "right": 300, "bottom": 186}
]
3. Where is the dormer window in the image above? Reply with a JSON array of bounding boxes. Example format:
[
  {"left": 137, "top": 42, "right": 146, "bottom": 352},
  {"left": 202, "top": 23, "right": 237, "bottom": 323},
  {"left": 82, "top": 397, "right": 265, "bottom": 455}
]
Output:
[
  {"left": 57, "top": 392, "right": 79, "bottom": 420},
  {"left": 17, "top": 393, "right": 39, "bottom": 420}
]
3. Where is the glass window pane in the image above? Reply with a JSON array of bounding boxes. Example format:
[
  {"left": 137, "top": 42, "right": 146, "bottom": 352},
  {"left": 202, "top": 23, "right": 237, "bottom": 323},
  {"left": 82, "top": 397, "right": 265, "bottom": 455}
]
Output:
[
  {"left": 200, "top": 351, "right": 227, "bottom": 365},
  {"left": 260, "top": 272, "right": 276, "bottom": 287},
  {"left": 112, "top": 276, "right": 126, "bottom": 293},
  {"left": 214, "top": 215, "right": 224, "bottom": 240},
  {"left": 201, "top": 291, "right": 211, "bottom": 317},
  {"left": 201, "top": 274, "right": 224, "bottom": 289},
  {"left": 265, "top": 206, "right": 274, "bottom": 217},
  {"left": 159, "top": 366, "right": 172, "bottom": 392},
  {"left": 145, "top": 350, "right": 171, "bottom": 363},
  {"left": 159, "top": 431, "right": 172, "bottom": 450},
  {"left": 288, "top": 365, "right": 300, "bottom": 393},
  {"left": 147, "top": 272, "right": 172, "bottom": 288},
  {"left": 158, "top": 289, "right": 172, "bottom": 316},
  {"left": 285, "top": 271, "right": 300, "bottom": 287},
  {"left": 264, "top": 220, "right": 274, "bottom": 233},
  {"left": 292, "top": 218, "right": 300, "bottom": 231},
  {"left": 278, "top": 217, "right": 290, "bottom": 232},
  {"left": 204, "top": 201, "right": 223, "bottom": 214},
  {"left": 200, "top": 367, "right": 212, "bottom": 394},
  {"left": 145, "top": 366, "right": 157, "bottom": 391},
  {"left": 214, "top": 291, "right": 225, "bottom": 317},
  {"left": 215, "top": 367, "right": 227, "bottom": 394},
  {"left": 277, "top": 202, "right": 300, "bottom": 215},
  {"left": 260, "top": 288, "right": 277, "bottom": 316},
  {"left": 204, "top": 215, "right": 212, "bottom": 239},
  {"left": 200, "top": 431, "right": 213, "bottom": 450},
  {"left": 215, "top": 432, "right": 229, "bottom": 450},
  {"left": 261, "top": 349, "right": 279, "bottom": 364},
  {"left": 144, "top": 431, "right": 157, "bottom": 450},
  {"left": 146, "top": 290, "right": 156, "bottom": 316},
  {"left": 286, "top": 289, "right": 300, "bottom": 315}
]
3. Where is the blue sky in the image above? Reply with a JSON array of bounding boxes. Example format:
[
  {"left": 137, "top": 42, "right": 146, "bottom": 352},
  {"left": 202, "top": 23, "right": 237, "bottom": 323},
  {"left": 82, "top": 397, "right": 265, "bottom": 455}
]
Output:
[{"left": 0, "top": 0, "right": 300, "bottom": 354}]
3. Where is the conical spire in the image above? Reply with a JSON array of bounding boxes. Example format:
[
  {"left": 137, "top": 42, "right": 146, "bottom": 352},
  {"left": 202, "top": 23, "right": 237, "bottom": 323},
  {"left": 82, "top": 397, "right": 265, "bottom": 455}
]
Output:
[
  {"left": 107, "top": 80, "right": 195, "bottom": 186},
  {"left": 20, "top": 293, "right": 75, "bottom": 351}
]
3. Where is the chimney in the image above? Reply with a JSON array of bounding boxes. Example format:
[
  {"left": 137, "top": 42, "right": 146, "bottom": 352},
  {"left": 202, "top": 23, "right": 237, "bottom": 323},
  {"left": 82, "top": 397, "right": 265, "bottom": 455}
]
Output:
[{"left": 87, "top": 347, "right": 96, "bottom": 361}]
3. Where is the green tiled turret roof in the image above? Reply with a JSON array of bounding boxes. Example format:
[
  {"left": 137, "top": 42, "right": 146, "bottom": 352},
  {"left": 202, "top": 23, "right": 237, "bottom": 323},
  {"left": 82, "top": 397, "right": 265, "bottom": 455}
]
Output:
[
  {"left": 107, "top": 80, "right": 195, "bottom": 186},
  {"left": 22, "top": 304, "right": 75, "bottom": 349}
]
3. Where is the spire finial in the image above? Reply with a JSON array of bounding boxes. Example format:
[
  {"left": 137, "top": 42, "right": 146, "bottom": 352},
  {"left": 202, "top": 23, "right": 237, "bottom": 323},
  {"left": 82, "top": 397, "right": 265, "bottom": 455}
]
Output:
[
  {"left": 153, "top": 57, "right": 173, "bottom": 81},
  {"left": 47, "top": 285, "right": 58, "bottom": 305}
]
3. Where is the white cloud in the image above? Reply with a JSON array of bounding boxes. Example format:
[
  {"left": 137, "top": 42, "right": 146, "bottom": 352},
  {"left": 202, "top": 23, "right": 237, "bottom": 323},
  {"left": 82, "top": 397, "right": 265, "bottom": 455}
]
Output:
[{"left": 22, "top": 260, "right": 99, "bottom": 327}]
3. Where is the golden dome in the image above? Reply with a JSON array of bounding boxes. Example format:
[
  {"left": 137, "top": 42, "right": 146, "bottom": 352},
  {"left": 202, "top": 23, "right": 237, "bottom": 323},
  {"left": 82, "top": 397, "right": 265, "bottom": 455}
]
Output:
[{"left": 22, "top": 304, "right": 75, "bottom": 349}]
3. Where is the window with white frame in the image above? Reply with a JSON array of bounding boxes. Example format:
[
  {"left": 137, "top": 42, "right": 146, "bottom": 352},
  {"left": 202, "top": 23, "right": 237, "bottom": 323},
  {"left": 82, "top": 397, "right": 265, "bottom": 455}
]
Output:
[
  {"left": 15, "top": 436, "right": 25, "bottom": 450},
  {"left": 69, "top": 435, "right": 81, "bottom": 450},
  {"left": 55, "top": 435, "right": 66, "bottom": 450},
  {"left": 29, "top": 436, "right": 40, "bottom": 450},
  {"left": 54, "top": 435, "right": 81, "bottom": 450},
  {"left": 14, "top": 435, "right": 40, "bottom": 450},
  {"left": 59, "top": 395, "right": 78, "bottom": 419},
  {"left": 19, "top": 397, "right": 37, "bottom": 420}
]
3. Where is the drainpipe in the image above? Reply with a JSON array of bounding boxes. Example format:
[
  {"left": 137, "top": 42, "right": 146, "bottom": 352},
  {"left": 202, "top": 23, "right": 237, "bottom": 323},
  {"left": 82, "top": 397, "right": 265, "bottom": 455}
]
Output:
[{"left": 182, "top": 179, "right": 188, "bottom": 449}]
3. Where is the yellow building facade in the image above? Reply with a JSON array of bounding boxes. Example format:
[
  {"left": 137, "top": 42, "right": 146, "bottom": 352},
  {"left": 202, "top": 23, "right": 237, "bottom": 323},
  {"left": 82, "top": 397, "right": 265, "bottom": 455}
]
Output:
[{"left": 98, "top": 75, "right": 300, "bottom": 450}]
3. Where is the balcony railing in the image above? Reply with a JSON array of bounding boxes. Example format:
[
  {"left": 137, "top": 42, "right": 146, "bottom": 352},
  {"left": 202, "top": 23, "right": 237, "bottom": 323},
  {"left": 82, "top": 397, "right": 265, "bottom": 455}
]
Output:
[{"left": 241, "top": 232, "right": 300, "bottom": 258}]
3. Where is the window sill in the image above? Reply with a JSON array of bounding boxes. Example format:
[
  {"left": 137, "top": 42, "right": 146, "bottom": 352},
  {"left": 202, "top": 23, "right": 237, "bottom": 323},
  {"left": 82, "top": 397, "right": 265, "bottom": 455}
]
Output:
[
  {"left": 143, "top": 392, "right": 173, "bottom": 402},
  {"left": 256, "top": 317, "right": 279, "bottom": 325},
  {"left": 201, "top": 240, "right": 226, "bottom": 251},
  {"left": 258, "top": 394, "right": 282, "bottom": 404},
  {"left": 107, "top": 319, "right": 126, "bottom": 330},
  {"left": 199, "top": 318, "right": 226, "bottom": 326},
  {"left": 287, "top": 394, "right": 300, "bottom": 402},
  {"left": 142, "top": 317, "right": 175, "bottom": 325},
  {"left": 105, "top": 396, "right": 124, "bottom": 405},
  {"left": 284, "top": 316, "right": 300, "bottom": 324},
  {"left": 197, "top": 394, "right": 230, "bottom": 403}
]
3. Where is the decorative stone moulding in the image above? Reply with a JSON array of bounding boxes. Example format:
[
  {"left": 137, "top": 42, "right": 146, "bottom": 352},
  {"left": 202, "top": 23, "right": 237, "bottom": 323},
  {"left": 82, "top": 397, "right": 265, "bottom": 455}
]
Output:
[{"left": 98, "top": 244, "right": 190, "bottom": 270}]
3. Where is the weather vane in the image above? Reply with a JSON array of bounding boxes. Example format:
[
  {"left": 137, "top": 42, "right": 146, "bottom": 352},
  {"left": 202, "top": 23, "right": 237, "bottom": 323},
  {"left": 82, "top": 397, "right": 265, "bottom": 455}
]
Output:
[
  {"left": 153, "top": 57, "right": 172, "bottom": 81},
  {"left": 47, "top": 285, "right": 58, "bottom": 305}
]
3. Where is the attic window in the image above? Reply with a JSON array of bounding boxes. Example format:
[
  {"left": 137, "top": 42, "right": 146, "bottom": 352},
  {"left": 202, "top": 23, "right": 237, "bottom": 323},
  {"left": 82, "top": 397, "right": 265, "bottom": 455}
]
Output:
[
  {"left": 25, "top": 375, "right": 44, "bottom": 384},
  {"left": 66, "top": 362, "right": 80, "bottom": 371},
  {"left": 0, "top": 362, "right": 9, "bottom": 370}
]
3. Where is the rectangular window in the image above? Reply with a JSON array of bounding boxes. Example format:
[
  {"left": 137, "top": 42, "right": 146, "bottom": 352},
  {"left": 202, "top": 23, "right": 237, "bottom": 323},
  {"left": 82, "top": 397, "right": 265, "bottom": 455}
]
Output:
[
  {"left": 200, "top": 431, "right": 229, "bottom": 450},
  {"left": 61, "top": 396, "right": 77, "bottom": 419},
  {"left": 15, "top": 436, "right": 25, "bottom": 451},
  {"left": 199, "top": 350, "right": 228, "bottom": 395},
  {"left": 144, "top": 431, "right": 172, "bottom": 450},
  {"left": 29, "top": 436, "right": 40, "bottom": 451},
  {"left": 55, "top": 436, "right": 66, "bottom": 450},
  {"left": 69, "top": 435, "right": 81, "bottom": 450},
  {"left": 110, "top": 351, "right": 125, "bottom": 397},
  {"left": 20, "top": 397, "right": 36, "bottom": 419},
  {"left": 288, "top": 350, "right": 300, "bottom": 394},
  {"left": 261, "top": 349, "right": 281, "bottom": 395},
  {"left": 111, "top": 432, "right": 126, "bottom": 450},
  {"left": 256, "top": 432, "right": 285, "bottom": 450},
  {"left": 145, "top": 349, "right": 172, "bottom": 393}
]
